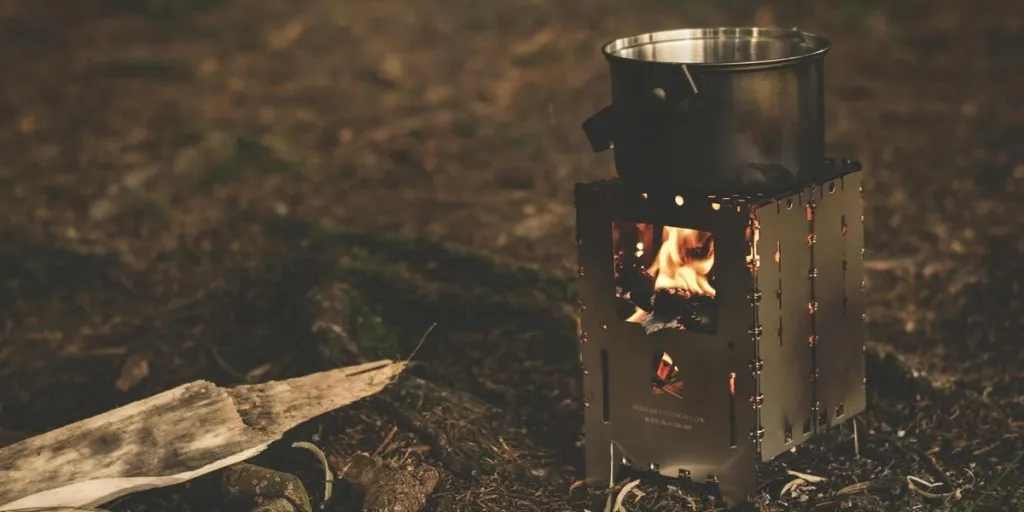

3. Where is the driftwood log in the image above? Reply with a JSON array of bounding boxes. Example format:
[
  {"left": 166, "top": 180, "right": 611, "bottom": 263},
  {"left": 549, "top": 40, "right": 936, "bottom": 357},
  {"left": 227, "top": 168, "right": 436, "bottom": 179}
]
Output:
[{"left": 0, "top": 360, "right": 405, "bottom": 511}]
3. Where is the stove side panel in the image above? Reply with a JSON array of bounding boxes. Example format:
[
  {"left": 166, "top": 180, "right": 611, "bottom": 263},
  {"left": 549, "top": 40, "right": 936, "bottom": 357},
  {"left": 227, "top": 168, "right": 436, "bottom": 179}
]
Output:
[
  {"left": 756, "top": 193, "right": 816, "bottom": 460},
  {"left": 813, "top": 172, "right": 867, "bottom": 427},
  {"left": 575, "top": 182, "right": 616, "bottom": 488}
]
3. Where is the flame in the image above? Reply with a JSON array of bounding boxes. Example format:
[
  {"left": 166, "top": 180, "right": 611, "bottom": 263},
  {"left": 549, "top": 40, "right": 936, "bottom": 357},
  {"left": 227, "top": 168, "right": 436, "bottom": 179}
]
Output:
[
  {"left": 625, "top": 226, "right": 716, "bottom": 324},
  {"left": 648, "top": 227, "right": 716, "bottom": 297}
]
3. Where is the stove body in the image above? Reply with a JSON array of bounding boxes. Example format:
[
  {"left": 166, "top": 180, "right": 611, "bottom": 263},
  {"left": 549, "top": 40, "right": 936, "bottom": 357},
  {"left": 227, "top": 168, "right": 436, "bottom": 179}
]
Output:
[{"left": 575, "top": 159, "right": 866, "bottom": 506}]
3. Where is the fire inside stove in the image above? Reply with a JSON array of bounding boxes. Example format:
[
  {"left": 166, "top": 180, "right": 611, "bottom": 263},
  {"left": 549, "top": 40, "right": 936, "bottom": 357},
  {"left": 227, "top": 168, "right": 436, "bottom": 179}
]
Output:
[{"left": 612, "top": 221, "right": 718, "bottom": 335}]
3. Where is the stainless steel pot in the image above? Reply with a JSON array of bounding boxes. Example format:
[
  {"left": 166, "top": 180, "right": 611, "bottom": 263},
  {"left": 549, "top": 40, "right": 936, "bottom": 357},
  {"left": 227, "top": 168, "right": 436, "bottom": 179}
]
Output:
[{"left": 583, "top": 27, "right": 832, "bottom": 194}]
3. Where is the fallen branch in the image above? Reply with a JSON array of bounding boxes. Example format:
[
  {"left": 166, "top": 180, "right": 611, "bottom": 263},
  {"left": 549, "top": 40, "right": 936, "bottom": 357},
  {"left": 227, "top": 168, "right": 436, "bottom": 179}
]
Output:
[{"left": 0, "top": 360, "right": 405, "bottom": 511}]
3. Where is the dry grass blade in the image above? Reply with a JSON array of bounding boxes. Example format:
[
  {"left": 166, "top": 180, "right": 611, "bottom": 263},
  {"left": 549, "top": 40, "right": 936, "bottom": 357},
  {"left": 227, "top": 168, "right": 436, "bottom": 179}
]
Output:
[
  {"left": 612, "top": 480, "right": 642, "bottom": 512},
  {"left": 906, "top": 475, "right": 953, "bottom": 499},
  {"left": 292, "top": 441, "right": 334, "bottom": 503},
  {"left": 785, "top": 469, "right": 827, "bottom": 483},
  {"left": 780, "top": 477, "right": 807, "bottom": 497},
  {"left": 836, "top": 481, "right": 871, "bottom": 496},
  {"left": 568, "top": 480, "right": 586, "bottom": 495}
]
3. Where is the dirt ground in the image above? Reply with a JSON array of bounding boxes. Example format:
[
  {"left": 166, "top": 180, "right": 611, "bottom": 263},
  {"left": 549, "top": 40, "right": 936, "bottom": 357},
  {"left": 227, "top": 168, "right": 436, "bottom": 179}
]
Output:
[{"left": 1, "top": 0, "right": 1023, "bottom": 510}]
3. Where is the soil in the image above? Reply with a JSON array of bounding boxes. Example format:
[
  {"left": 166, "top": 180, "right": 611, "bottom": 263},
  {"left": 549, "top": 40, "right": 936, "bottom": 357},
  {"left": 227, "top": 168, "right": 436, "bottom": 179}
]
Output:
[{"left": 1, "top": 0, "right": 1023, "bottom": 510}]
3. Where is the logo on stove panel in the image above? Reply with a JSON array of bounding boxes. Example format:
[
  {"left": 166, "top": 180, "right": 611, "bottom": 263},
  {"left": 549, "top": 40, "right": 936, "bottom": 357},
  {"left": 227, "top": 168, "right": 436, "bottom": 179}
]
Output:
[{"left": 652, "top": 351, "right": 685, "bottom": 397}]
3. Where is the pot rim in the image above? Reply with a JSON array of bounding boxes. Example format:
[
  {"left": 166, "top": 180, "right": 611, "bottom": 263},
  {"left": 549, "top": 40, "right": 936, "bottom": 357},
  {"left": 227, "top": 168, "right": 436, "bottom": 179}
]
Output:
[{"left": 601, "top": 27, "right": 832, "bottom": 70}]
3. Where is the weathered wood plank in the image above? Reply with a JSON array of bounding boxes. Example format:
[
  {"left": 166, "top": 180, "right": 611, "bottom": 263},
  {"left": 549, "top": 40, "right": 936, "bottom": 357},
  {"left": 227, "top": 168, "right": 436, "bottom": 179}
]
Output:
[{"left": 0, "top": 360, "right": 405, "bottom": 511}]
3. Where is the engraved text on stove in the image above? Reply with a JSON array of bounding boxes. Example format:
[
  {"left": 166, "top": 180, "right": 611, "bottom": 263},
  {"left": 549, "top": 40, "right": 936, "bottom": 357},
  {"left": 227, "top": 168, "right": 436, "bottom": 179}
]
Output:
[
  {"left": 612, "top": 221, "right": 718, "bottom": 334},
  {"left": 632, "top": 404, "right": 707, "bottom": 431}
]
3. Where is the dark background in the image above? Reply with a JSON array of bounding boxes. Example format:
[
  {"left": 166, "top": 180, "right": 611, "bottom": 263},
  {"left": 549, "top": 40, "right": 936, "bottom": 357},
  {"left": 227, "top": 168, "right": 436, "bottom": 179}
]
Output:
[{"left": 0, "top": 0, "right": 1022, "bottom": 510}]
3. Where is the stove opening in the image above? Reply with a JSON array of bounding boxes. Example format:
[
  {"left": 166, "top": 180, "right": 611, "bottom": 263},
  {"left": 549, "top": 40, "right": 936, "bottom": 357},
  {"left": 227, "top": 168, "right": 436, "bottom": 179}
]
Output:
[{"left": 613, "top": 221, "right": 718, "bottom": 334}]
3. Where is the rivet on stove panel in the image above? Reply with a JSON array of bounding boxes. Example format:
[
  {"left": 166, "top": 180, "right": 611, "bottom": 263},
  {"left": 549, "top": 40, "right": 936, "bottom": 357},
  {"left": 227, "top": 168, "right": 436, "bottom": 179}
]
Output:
[
  {"left": 808, "top": 335, "right": 818, "bottom": 347},
  {"left": 749, "top": 427, "right": 765, "bottom": 441},
  {"left": 861, "top": 280, "right": 866, "bottom": 291},
  {"left": 580, "top": 332, "right": 588, "bottom": 344},
  {"left": 807, "top": 234, "right": 817, "bottom": 246},
  {"left": 810, "top": 369, "right": 819, "bottom": 381},
  {"left": 674, "top": 195, "right": 685, "bottom": 206},
  {"left": 808, "top": 268, "right": 818, "bottom": 278},
  {"left": 860, "top": 247, "right": 866, "bottom": 258},
  {"left": 600, "top": 322, "right": 608, "bottom": 330},
  {"left": 862, "top": 345, "right": 867, "bottom": 353},
  {"left": 577, "top": 266, "right": 585, "bottom": 277},
  {"left": 583, "top": 399, "right": 590, "bottom": 408},
  {"left": 576, "top": 235, "right": 583, "bottom": 246},
  {"left": 750, "top": 358, "right": 764, "bottom": 374},
  {"left": 861, "top": 313, "right": 867, "bottom": 322},
  {"left": 750, "top": 394, "right": 764, "bottom": 408},
  {"left": 748, "top": 325, "right": 763, "bottom": 339},
  {"left": 578, "top": 299, "right": 586, "bottom": 311},
  {"left": 747, "top": 290, "right": 762, "bottom": 304},
  {"left": 808, "top": 301, "right": 819, "bottom": 314},
  {"left": 582, "top": 365, "right": 588, "bottom": 375}
]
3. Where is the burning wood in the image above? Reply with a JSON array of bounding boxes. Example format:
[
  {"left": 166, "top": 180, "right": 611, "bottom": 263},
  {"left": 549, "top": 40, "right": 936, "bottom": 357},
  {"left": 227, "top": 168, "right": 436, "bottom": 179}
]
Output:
[{"left": 614, "top": 222, "right": 718, "bottom": 334}]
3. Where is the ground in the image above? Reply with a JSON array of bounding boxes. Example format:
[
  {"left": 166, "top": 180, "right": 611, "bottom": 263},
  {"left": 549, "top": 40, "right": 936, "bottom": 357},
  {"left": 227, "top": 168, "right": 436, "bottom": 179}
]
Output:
[{"left": 0, "top": 0, "right": 1023, "bottom": 510}]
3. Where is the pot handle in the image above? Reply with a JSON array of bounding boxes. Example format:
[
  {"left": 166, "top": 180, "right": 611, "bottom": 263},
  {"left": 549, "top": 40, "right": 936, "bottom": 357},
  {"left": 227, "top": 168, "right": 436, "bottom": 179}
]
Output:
[
  {"left": 656, "top": 64, "right": 701, "bottom": 106},
  {"left": 582, "top": 104, "right": 615, "bottom": 153},
  {"left": 582, "top": 65, "right": 700, "bottom": 153}
]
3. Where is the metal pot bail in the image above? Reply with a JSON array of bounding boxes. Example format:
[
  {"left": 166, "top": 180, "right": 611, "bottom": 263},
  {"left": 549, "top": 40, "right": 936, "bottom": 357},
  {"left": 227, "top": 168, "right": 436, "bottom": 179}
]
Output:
[{"left": 655, "top": 64, "right": 701, "bottom": 113}]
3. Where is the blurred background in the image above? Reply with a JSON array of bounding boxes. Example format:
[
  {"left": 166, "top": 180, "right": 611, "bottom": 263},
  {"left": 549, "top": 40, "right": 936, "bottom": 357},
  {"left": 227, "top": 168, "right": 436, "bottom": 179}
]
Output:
[
  {"left": 2, "top": 0, "right": 1018, "bottom": 267},
  {"left": 0, "top": 0, "right": 1022, "bottom": 509}
]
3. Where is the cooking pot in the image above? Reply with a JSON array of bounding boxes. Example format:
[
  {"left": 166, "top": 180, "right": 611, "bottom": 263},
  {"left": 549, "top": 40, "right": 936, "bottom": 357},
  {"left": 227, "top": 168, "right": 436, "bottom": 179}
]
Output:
[{"left": 583, "top": 27, "right": 832, "bottom": 194}]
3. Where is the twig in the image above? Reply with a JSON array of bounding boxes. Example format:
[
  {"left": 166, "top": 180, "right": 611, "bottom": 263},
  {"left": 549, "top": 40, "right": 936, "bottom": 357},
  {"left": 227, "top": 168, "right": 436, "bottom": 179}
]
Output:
[
  {"left": 372, "top": 426, "right": 399, "bottom": 458},
  {"left": 405, "top": 322, "right": 437, "bottom": 364},
  {"left": 292, "top": 441, "right": 334, "bottom": 503}
]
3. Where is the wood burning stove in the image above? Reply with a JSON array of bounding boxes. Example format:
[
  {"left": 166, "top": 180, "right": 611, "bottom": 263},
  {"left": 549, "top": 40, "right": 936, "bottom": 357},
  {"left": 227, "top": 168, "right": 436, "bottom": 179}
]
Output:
[{"left": 575, "top": 28, "right": 866, "bottom": 507}]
